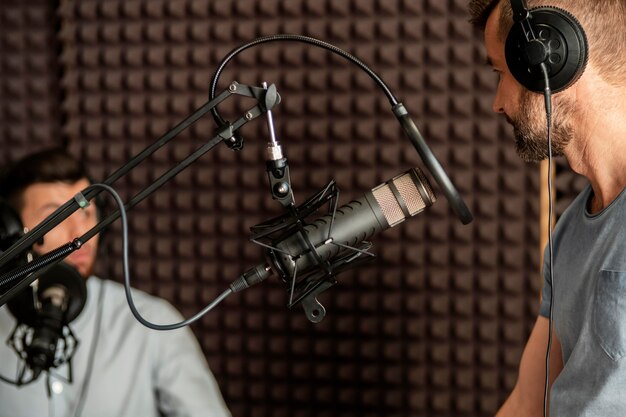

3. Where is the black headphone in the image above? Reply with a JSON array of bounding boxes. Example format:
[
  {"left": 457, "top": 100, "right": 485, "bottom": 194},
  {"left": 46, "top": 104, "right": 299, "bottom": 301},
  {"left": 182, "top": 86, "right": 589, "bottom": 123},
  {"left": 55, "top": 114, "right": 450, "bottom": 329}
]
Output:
[{"left": 505, "top": 0, "right": 588, "bottom": 93}]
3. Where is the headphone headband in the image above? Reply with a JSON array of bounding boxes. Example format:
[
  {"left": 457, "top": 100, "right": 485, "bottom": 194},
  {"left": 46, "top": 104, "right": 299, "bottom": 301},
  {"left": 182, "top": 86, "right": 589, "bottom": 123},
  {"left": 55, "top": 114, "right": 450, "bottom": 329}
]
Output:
[{"left": 510, "top": 0, "right": 530, "bottom": 23}]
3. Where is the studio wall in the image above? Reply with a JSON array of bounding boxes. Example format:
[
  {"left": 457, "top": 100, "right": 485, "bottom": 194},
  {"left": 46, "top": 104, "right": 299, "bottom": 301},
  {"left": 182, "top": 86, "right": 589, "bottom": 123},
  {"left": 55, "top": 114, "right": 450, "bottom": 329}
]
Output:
[{"left": 0, "top": 1, "right": 585, "bottom": 415}]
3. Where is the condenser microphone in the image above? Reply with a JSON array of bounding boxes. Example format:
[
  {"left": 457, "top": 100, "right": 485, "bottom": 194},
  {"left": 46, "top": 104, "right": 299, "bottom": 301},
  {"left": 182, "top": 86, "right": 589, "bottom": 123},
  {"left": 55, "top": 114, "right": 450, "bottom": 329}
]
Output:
[{"left": 266, "top": 167, "right": 436, "bottom": 280}]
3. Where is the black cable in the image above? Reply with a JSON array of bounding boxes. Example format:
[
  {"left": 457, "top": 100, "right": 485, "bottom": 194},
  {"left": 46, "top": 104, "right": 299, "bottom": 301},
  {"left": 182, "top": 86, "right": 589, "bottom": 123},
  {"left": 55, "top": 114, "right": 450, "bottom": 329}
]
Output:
[
  {"left": 539, "top": 63, "right": 555, "bottom": 417},
  {"left": 208, "top": 34, "right": 399, "bottom": 129},
  {"left": 48, "top": 388, "right": 54, "bottom": 417},
  {"left": 84, "top": 183, "right": 247, "bottom": 331},
  {"left": 72, "top": 237, "right": 114, "bottom": 416}
]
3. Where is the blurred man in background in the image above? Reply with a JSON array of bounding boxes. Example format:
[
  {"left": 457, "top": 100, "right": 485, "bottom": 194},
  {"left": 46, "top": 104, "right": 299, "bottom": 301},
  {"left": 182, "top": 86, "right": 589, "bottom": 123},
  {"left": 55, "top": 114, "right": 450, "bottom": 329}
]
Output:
[{"left": 0, "top": 148, "right": 231, "bottom": 417}]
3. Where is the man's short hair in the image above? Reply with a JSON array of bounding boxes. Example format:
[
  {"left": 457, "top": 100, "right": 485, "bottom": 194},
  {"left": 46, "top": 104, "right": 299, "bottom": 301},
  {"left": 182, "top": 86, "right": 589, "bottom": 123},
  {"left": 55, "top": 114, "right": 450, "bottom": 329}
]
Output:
[
  {"left": 468, "top": 0, "right": 626, "bottom": 86},
  {"left": 0, "top": 148, "right": 90, "bottom": 212},
  {"left": 468, "top": 0, "right": 503, "bottom": 30}
]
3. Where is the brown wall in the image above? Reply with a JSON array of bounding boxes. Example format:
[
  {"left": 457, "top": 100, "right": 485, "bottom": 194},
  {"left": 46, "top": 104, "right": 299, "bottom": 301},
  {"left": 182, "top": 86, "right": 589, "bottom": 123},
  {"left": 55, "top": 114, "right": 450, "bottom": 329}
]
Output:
[{"left": 0, "top": 1, "right": 585, "bottom": 416}]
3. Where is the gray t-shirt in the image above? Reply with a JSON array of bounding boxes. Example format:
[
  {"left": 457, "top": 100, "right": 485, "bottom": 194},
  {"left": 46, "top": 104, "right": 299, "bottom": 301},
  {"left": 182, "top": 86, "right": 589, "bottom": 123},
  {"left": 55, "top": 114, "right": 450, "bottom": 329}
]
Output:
[
  {"left": 540, "top": 185, "right": 626, "bottom": 416},
  {"left": 0, "top": 276, "right": 231, "bottom": 417}
]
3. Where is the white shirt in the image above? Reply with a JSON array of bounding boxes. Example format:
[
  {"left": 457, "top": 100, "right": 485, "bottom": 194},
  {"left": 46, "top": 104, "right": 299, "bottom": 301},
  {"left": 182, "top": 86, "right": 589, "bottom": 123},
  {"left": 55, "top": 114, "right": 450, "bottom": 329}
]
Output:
[{"left": 0, "top": 276, "right": 231, "bottom": 417}]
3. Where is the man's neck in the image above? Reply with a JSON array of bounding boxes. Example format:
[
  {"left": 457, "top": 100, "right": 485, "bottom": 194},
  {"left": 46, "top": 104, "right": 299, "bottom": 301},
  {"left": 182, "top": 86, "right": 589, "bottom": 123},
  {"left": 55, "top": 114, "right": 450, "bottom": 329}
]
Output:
[
  {"left": 559, "top": 66, "right": 626, "bottom": 212},
  {"left": 564, "top": 115, "right": 626, "bottom": 213}
]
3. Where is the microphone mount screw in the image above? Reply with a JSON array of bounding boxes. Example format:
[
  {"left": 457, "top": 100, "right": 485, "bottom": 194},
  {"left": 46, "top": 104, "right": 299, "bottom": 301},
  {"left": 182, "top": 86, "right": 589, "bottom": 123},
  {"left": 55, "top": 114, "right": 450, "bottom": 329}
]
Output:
[{"left": 274, "top": 182, "right": 289, "bottom": 196}]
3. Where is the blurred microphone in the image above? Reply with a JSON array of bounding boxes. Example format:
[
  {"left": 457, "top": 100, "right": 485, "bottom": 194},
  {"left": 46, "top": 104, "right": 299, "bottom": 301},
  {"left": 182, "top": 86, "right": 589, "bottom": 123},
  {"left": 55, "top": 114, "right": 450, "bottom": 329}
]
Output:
[
  {"left": 24, "top": 283, "right": 72, "bottom": 378},
  {"left": 5, "top": 261, "right": 86, "bottom": 385},
  {"left": 1, "top": 199, "right": 86, "bottom": 385},
  {"left": 232, "top": 168, "right": 436, "bottom": 294}
]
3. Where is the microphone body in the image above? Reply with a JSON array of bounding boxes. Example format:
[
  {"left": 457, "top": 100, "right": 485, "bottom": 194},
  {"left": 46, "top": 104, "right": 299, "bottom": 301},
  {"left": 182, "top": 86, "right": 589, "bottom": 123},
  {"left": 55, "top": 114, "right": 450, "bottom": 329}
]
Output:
[
  {"left": 5, "top": 262, "right": 86, "bottom": 385},
  {"left": 25, "top": 286, "right": 69, "bottom": 379},
  {"left": 267, "top": 168, "right": 436, "bottom": 280},
  {"left": 232, "top": 167, "right": 436, "bottom": 322}
]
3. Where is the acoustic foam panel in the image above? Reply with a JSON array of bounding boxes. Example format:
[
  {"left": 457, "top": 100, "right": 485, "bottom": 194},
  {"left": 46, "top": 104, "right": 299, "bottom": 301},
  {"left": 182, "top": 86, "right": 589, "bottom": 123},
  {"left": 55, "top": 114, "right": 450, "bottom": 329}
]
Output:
[
  {"left": 0, "top": 1, "right": 548, "bottom": 415},
  {"left": 0, "top": 0, "right": 62, "bottom": 163}
]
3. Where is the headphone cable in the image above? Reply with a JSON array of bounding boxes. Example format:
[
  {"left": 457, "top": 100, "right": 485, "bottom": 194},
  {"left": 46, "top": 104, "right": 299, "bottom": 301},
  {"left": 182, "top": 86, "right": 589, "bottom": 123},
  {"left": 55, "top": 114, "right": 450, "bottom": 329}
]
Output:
[{"left": 539, "top": 62, "right": 554, "bottom": 417}]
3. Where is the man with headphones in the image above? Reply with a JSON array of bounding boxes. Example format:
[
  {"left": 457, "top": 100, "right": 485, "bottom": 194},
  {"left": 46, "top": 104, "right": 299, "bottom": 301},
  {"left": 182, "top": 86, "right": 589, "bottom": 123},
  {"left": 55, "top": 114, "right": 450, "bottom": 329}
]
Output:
[
  {"left": 0, "top": 148, "right": 231, "bottom": 416},
  {"left": 470, "top": 0, "right": 626, "bottom": 416}
]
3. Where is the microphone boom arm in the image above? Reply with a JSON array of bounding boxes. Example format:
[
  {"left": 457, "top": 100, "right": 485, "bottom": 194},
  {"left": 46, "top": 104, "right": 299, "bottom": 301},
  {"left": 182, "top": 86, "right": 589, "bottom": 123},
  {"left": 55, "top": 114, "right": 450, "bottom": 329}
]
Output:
[
  {"left": 209, "top": 34, "right": 473, "bottom": 226},
  {"left": 0, "top": 81, "right": 281, "bottom": 307}
]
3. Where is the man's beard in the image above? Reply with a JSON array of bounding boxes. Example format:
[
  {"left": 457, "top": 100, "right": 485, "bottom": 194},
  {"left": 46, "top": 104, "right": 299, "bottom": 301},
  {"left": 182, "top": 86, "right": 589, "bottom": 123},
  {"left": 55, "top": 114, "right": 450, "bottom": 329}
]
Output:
[{"left": 509, "top": 89, "right": 576, "bottom": 163}]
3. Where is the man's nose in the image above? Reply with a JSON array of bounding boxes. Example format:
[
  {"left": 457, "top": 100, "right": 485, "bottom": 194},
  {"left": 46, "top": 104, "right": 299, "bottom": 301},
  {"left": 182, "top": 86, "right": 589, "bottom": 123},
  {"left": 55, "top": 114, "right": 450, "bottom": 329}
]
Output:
[
  {"left": 492, "top": 88, "right": 505, "bottom": 114},
  {"left": 67, "top": 210, "right": 93, "bottom": 237}
]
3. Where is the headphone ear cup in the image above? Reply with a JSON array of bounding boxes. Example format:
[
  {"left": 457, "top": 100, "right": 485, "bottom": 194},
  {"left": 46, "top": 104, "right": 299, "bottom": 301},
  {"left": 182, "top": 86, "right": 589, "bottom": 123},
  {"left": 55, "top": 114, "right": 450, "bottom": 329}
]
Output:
[{"left": 505, "top": 6, "right": 588, "bottom": 93}]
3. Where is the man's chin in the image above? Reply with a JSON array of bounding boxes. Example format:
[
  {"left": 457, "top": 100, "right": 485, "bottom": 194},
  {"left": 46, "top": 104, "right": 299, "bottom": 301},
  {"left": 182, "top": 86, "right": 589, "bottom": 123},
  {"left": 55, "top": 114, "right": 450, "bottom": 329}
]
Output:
[
  {"left": 78, "top": 267, "right": 94, "bottom": 279},
  {"left": 67, "top": 261, "right": 94, "bottom": 279},
  {"left": 515, "top": 146, "right": 545, "bottom": 163},
  {"left": 514, "top": 130, "right": 549, "bottom": 163},
  {"left": 515, "top": 135, "right": 567, "bottom": 163}
]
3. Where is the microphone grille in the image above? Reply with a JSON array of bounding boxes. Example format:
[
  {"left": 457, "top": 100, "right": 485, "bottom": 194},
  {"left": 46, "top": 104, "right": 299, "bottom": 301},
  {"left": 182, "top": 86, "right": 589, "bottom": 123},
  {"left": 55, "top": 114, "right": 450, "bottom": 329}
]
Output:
[{"left": 371, "top": 168, "right": 436, "bottom": 227}]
